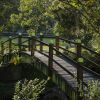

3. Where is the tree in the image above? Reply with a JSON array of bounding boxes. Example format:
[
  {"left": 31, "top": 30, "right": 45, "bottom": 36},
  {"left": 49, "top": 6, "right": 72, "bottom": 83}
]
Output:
[
  {"left": 9, "top": 0, "right": 100, "bottom": 49},
  {"left": 0, "top": 0, "right": 19, "bottom": 32},
  {"left": 10, "top": 0, "right": 53, "bottom": 35},
  {"left": 44, "top": 0, "right": 100, "bottom": 48}
]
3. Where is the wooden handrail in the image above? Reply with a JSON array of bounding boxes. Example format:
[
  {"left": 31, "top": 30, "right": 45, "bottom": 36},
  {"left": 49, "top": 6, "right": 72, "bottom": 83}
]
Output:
[
  {"left": 59, "top": 37, "right": 77, "bottom": 45},
  {"left": 58, "top": 46, "right": 77, "bottom": 56},
  {"left": 53, "top": 47, "right": 100, "bottom": 78},
  {"left": 59, "top": 37, "right": 100, "bottom": 56},
  {"left": 81, "top": 45, "right": 100, "bottom": 56},
  {"left": 0, "top": 35, "right": 100, "bottom": 79},
  {"left": 81, "top": 55, "right": 100, "bottom": 68},
  {"left": 1, "top": 35, "right": 100, "bottom": 56},
  {"left": 21, "top": 39, "right": 29, "bottom": 44},
  {"left": 35, "top": 38, "right": 49, "bottom": 46},
  {"left": 36, "top": 48, "right": 77, "bottom": 80}
]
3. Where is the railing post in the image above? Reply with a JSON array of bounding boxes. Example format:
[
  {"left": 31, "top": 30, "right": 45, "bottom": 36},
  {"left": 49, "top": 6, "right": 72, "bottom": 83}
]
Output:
[
  {"left": 31, "top": 36, "right": 35, "bottom": 56},
  {"left": 18, "top": 33, "right": 22, "bottom": 52},
  {"left": 9, "top": 36, "right": 12, "bottom": 53},
  {"left": 55, "top": 35, "right": 60, "bottom": 55},
  {"left": 28, "top": 36, "right": 31, "bottom": 51},
  {"left": 1, "top": 41, "right": 4, "bottom": 55},
  {"left": 76, "top": 40, "right": 83, "bottom": 83},
  {"left": 48, "top": 43, "right": 53, "bottom": 77},
  {"left": 40, "top": 35, "right": 43, "bottom": 52},
  {"left": 76, "top": 39, "right": 83, "bottom": 100}
]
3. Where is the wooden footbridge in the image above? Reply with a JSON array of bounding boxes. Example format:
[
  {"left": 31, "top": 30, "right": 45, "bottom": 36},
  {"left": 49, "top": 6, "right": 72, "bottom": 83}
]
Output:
[{"left": 0, "top": 34, "right": 100, "bottom": 100}]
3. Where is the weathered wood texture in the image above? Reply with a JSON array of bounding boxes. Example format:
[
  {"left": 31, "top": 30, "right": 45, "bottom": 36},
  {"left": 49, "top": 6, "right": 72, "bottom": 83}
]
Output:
[{"left": 26, "top": 51, "right": 100, "bottom": 100}]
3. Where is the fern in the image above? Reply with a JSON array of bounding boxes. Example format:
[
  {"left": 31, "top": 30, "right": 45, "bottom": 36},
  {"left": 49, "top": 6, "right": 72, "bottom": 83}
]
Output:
[{"left": 13, "top": 78, "right": 48, "bottom": 100}]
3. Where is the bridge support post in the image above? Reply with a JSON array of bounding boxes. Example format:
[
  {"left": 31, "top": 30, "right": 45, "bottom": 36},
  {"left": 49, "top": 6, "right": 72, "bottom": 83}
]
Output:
[
  {"left": 40, "top": 35, "right": 43, "bottom": 52},
  {"left": 28, "top": 36, "right": 31, "bottom": 51},
  {"left": 31, "top": 36, "right": 35, "bottom": 56},
  {"left": 18, "top": 33, "right": 22, "bottom": 57},
  {"left": 48, "top": 43, "right": 53, "bottom": 77},
  {"left": 55, "top": 36, "right": 59, "bottom": 56},
  {"left": 1, "top": 41, "right": 4, "bottom": 55},
  {"left": 18, "top": 33, "right": 22, "bottom": 53},
  {"left": 76, "top": 40, "right": 83, "bottom": 100},
  {"left": 9, "top": 36, "right": 12, "bottom": 54},
  {"left": 76, "top": 41, "right": 83, "bottom": 82}
]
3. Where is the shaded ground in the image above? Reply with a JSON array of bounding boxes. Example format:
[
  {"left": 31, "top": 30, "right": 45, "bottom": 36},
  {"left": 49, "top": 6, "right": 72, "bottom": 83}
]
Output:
[{"left": 0, "top": 63, "right": 67, "bottom": 100}]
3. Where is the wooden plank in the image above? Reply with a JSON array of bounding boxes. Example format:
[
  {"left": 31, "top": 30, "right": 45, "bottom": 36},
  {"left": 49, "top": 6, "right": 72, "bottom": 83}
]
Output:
[{"left": 25, "top": 51, "right": 100, "bottom": 89}]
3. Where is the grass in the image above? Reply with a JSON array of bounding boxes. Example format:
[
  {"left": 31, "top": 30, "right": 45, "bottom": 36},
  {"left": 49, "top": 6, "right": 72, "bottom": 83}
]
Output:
[
  {"left": 0, "top": 35, "right": 91, "bottom": 56},
  {"left": 0, "top": 36, "right": 9, "bottom": 42}
]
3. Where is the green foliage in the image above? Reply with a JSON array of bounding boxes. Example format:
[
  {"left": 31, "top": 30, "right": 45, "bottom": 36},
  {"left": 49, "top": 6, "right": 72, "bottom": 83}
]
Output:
[
  {"left": 0, "top": 0, "right": 100, "bottom": 50},
  {"left": 86, "top": 80, "right": 100, "bottom": 100},
  {"left": 13, "top": 78, "right": 47, "bottom": 100},
  {"left": 0, "top": 0, "right": 19, "bottom": 32},
  {"left": 78, "top": 80, "right": 100, "bottom": 100},
  {"left": 10, "top": 0, "right": 52, "bottom": 34},
  {"left": 10, "top": 52, "right": 21, "bottom": 65},
  {"left": 90, "top": 34, "right": 100, "bottom": 52},
  {"left": 52, "top": 22, "right": 64, "bottom": 35},
  {"left": 27, "top": 29, "right": 35, "bottom": 36},
  {"left": 45, "top": 0, "right": 100, "bottom": 45},
  {"left": 0, "top": 26, "right": 4, "bottom": 32}
]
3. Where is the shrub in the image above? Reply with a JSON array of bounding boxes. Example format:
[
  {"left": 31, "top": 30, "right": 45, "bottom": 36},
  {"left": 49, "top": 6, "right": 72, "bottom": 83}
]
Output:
[
  {"left": 85, "top": 80, "right": 100, "bottom": 100},
  {"left": 13, "top": 78, "right": 48, "bottom": 100},
  {"left": 78, "top": 80, "right": 100, "bottom": 100}
]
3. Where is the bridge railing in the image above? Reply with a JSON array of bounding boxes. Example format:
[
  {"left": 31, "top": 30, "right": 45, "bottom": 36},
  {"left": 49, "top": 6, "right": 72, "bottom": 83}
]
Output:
[
  {"left": 9, "top": 34, "right": 99, "bottom": 77},
  {"left": 0, "top": 35, "right": 100, "bottom": 77},
  {"left": 0, "top": 34, "right": 100, "bottom": 100},
  {"left": 58, "top": 37, "right": 100, "bottom": 70},
  {"left": 0, "top": 35, "right": 100, "bottom": 72},
  {"left": 30, "top": 35, "right": 100, "bottom": 73},
  {"left": 29, "top": 36, "right": 88, "bottom": 87},
  {"left": 29, "top": 35, "right": 100, "bottom": 79}
]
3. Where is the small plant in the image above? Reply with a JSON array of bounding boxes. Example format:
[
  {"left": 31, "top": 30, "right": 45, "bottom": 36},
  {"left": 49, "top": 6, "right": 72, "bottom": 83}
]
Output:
[
  {"left": 9, "top": 52, "right": 22, "bottom": 65},
  {"left": 13, "top": 78, "right": 48, "bottom": 100},
  {"left": 85, "top": 80, "right": 100, "bottom": 100},
  {"left": 78, "top": 80, "right": 100, "bottom": 100}
]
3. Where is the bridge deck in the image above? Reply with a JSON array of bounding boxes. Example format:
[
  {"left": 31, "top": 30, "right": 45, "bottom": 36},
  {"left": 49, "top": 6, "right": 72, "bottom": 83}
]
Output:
[{"left": 26, "top": 51, "right": 99, "bottom": 89}]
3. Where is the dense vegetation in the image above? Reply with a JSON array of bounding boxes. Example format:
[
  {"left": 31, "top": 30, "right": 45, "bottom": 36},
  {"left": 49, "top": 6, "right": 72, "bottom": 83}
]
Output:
[
  {"left": 0, "top": 1, "right": 100, "bottom": 99},
  {"left": 13, "top": 79, "right": 48, "bottom": 100},
  {"left": 0, "top": 0, "right": 100, "bottom": 51}
]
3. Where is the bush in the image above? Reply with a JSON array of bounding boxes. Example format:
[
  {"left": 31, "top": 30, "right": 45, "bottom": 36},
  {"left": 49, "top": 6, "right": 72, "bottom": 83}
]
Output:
[
  {"left": 78, "top": 80, "right": 100, "bottom": 100},
  {"left": 85, "top": 80, "right": 100, "bottom": 100},
  {"left": 13, "top": 78, "right": 48, "bottom": 100}
]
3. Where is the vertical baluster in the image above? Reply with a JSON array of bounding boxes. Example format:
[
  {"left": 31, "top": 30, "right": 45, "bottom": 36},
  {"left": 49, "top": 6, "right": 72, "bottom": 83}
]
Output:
[
  {"left": 76, "top": 39, "right": 83, "bottom": 100},
  {"left": 9, "top": 36, "right": 12, "bottom": 54},
  {"left": 31, "top": 36, "right": 35, "bottom": 56},
  {"left": 76, "top": 40, "right": 83, "bottom": 82},
  {"left": 28, "top": 36, "right": 31, "bottom": 51},
  {"left": 1, "top": 41, "right": 4, "bottom": 55},
  {"left": 48, "top": 43, "right": 53, "bottom": 77},
  {"left": 18, "top": 33, "right": 22, "bottom": 52},
  {"left": 55, "top": 35, "right": 59, "bottom": 55},
  {"left": 40, "top": 35, "right": 43, "bottom": 52},
  {"left": 8, "top": 36, "right": 12, "bottom": 63},
  {"left": 18, "top": 33, "right": 22, "bottom": 58}
]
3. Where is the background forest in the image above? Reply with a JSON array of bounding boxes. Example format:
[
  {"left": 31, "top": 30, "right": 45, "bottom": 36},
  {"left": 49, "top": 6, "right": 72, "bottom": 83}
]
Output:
[
  {"left": 0, "top": 1, "right": 100, "bottom": 100},
  {"left": 0, "top": 0, "right": 100, "bottom": 52}
]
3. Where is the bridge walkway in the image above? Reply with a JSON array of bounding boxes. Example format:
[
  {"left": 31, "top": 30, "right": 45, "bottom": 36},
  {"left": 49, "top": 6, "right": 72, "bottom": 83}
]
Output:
[
  {"left": 0, "top": 35, "right": 100, "bottom": 100},
  {"left": 26, "top": 51, "right": 99, "bottom": 89}
]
